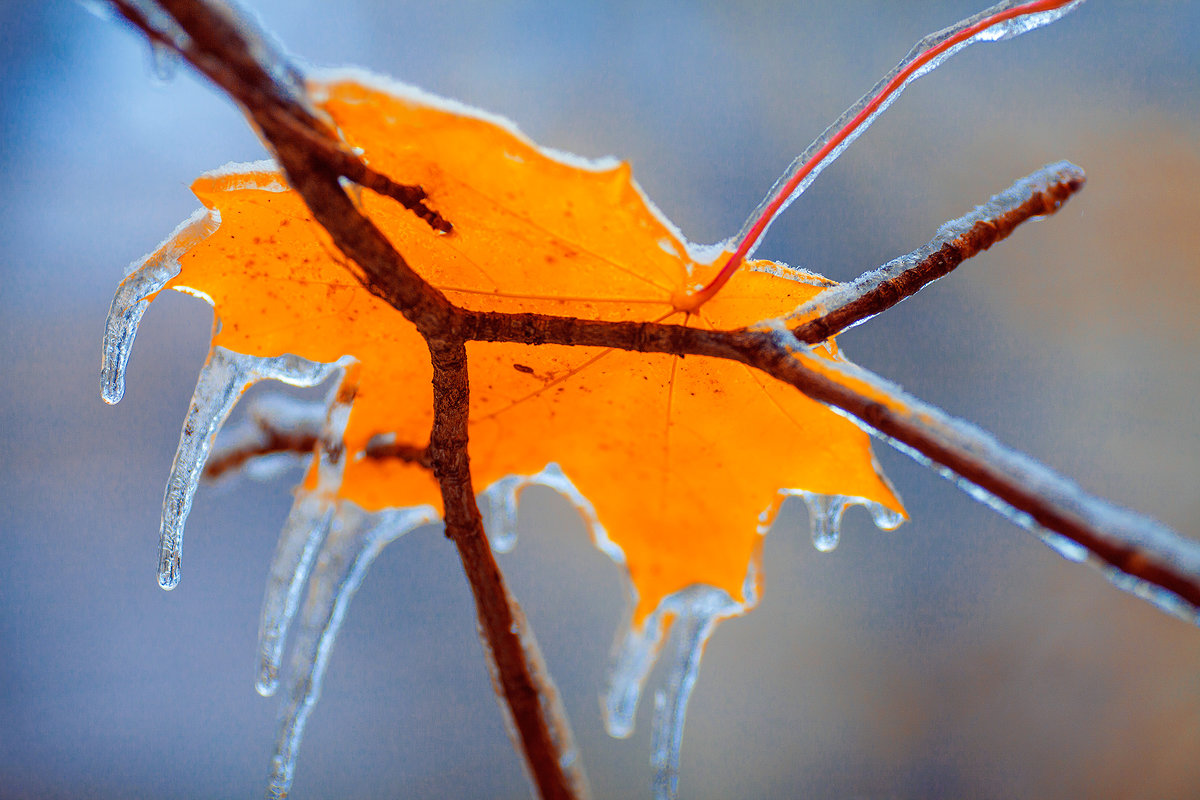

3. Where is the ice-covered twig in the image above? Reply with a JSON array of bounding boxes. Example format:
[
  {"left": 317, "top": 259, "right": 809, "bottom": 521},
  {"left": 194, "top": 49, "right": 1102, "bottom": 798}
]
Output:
[
  {"left": 684, "top": 0, "right": 1087, "bottom": 308},
  {"left": 107, "top": 0, "right": 451, "bottom": 233},
  {"left": 429, "top": 341, "right": 589, "bottom": 800},
  {"left": 790, "top": 161, "right": 1086, "bottom": 343},
  {"left": 204, "top": 395, "right": 325, "bottom": 481},
  {"left": 761, "top": 326, "right": 1200, "bottom": 619}
]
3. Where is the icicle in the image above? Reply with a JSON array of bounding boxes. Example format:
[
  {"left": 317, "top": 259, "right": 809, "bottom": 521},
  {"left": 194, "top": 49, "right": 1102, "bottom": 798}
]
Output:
[
  {"left": 800, "top": 493, "right": 850, "bottom": 552},
  {"left": 148, "top": 40, "right": 179, "bottom": 82},
  {"left": 649, "top": 587, "right": 737, "bottom": 800},
  {"left": 157, "top": 347, "right": 340, "bottom": 590},
  {"left": 256, "top": 363, "right": 360, "bottom": 695},
  {"left": 101, "top": 207, "right": 219, "bottom": 405},
  {"left": 478, "top": 475, "right": 525, "bottom": 553},
  {"left": 266, "top": 502, "right": 436, "bottom": 800},
  {"left": 255, "top": 491, "right": 332, "bottom": 697},
  {"left": 603, "top": 611, "right": 669, "bottom": 739}
]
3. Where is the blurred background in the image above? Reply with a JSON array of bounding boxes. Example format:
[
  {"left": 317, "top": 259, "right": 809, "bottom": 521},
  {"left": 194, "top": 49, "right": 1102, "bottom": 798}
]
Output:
[{"left": 2, "top": 1, "right": 1198, "bottom": 797}]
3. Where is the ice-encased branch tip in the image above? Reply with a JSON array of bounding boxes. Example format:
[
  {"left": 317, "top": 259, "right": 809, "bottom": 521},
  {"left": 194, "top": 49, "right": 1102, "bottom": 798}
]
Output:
[{"left": 685, "top": 0, "right": 1086, "bottom": 309}]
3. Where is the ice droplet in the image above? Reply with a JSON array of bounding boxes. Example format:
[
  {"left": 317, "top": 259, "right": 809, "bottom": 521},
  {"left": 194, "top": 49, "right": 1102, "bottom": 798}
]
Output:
[
  {"left": 101, "top": 208, "right": 219, "bottom": 405},
  {"left": 801, "top": 494, "right": 850, "bottom": 552},
  {"left": 157, "top": 347, "right": 340, "bottom": 590},
  {"left": 265, "top": 502, "right": 436, "bottom": 800}
]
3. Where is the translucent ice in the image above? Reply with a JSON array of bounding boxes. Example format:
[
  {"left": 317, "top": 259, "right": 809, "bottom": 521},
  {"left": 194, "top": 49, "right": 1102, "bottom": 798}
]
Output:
[
  {"left": 734, "top": 0, "right": 1086, "bottom": 261},
  {"left": 773, "top": 335, "right": 1200, "bottom": 626},
  {"left": 757, "top": 488, "right": 904, "bottom": 553},
  {"left": 157, "top": 347, "right": 341, "bottom": 590},
  {"left": 207, "top": 394, "right": 328, "bottom": 484},
  {"left": 101, "top": 207, "right": 219, "bottom": 404},
  {"left": 255, "top": 491, "right": 333, "bottom": 697},
  {"left": 478, "top": 473, "right": 526, "bottom": 553},
  {"left": 265, "top": 501, "right": 436, "bottom": 800},
  {"left": 651, "top": 588, "right": 737, "bottom": 800},
  {"left": 256, "top": 365, "right": 359, "bottom": 695}
]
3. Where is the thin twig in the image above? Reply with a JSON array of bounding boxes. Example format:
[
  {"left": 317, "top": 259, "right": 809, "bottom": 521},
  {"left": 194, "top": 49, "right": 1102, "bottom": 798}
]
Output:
[
  {"left": 791, "top": 161, "right": 1086, "bottom": 344},
  {"left": 204, "top": 428, "right": 317, "bottom": 481},
  {"left": 429, "top": 340, "right": 587, "bottom": 800}
]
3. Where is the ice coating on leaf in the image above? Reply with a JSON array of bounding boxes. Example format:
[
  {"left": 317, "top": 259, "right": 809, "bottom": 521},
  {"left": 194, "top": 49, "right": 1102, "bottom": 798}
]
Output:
[
  {"left": 478, "top": 463, "right": 616, "bottom": 561},
  {"left": 478, "top": 474, "right": 524, "bottom": 554},
  {"left": 734, "top": 0, "right": 1087, "bottom": 262},
  {"left": 266, "top": 501, "right": 436, "bottom": 800},
  {"left": 649, "top": 587, "right": 737, "bottom": 800},
  {"left": 157, "top": 347, "right": 340, "bottom": 590},
  {"left": 101, "top": 207, "right": 220, "bottom": 404},
  {"left": 786, "top": 161, "right": 1086, "bottom": 331}
]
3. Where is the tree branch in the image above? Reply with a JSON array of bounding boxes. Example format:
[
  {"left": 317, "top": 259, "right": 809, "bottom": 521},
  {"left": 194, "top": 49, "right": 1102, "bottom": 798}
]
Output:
[{"left": 428, "top": 340, "right": 587, "bottom": 800}]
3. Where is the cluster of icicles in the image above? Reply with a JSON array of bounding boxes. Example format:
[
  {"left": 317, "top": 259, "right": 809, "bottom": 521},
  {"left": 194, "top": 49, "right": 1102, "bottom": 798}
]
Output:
[
  {"left": 100, "top": 218, "right": 902, "bottom": 798},
  {"left": 96, "top": 1, "right": 1104, "bottom": 797}
]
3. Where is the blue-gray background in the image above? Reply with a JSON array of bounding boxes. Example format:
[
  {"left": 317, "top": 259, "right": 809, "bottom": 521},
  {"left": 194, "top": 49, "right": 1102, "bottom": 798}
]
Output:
[{"left": 2, "top": 2, "right": 1198, "bottom": 798}]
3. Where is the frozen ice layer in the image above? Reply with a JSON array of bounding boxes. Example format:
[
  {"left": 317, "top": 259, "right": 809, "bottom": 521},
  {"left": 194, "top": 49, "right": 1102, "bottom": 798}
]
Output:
[
  {"left": 732, "top": 0, "right": 1087, "bottom": 263},
  {"left": 776, "top": 336, "right": 1200, "bottom": 626}
]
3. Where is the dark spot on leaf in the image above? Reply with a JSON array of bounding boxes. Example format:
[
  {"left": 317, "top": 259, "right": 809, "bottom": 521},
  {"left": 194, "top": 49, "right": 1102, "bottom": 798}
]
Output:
[{"left": 513, "top": 363, "right": 534, "bottom": 374}]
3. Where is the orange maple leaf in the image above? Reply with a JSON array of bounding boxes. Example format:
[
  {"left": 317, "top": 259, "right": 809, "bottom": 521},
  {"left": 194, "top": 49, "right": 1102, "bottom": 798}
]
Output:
[{"left": 150, "top": 76, "right": 903, "bottom": 630}]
